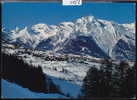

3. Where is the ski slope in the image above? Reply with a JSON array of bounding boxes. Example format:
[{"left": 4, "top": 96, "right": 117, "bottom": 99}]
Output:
[{"left": 1, "top": 79, "right": 67, "bottom": 99}]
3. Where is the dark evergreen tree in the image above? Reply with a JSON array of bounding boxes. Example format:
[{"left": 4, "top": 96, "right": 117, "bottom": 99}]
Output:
[
  {"left": 118, "top": 61, "right": 130, "bottom": 97},
  {"left": 122, "top": 62, "right": 136, "bottom": 98},
  {"left": 81, "top": 67, "right": 101, "bottom": 98}
]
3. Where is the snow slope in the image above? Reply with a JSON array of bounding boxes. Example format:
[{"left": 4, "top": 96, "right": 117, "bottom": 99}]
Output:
[
  {"left": 1, "top": 47, "right": 135, "bottom": 98},
  {"left": 49, "top": 76, "right": 81, "bottom": 98},
  {"left": 1, "top": 79, "right": 67, "bottom": 99},
  {"left": 2, "top": 48, "right": 101, "bottom": 86}
]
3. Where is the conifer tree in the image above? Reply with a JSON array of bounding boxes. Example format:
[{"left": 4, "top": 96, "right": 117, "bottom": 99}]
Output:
[{"left": 82, "top": 67, "right": 103, "bottom": 98}]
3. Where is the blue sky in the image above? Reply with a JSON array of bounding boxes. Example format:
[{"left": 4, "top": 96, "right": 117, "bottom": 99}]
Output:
[{"left": 2, "top": 2, "right": 136, "bottom": 29}]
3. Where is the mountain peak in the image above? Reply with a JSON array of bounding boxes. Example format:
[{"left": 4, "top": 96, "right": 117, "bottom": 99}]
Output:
[
  {"left": 76, "top": 16, "right": 96, "bottom": 24},
  {"left": 84, "top": 16, "right": 96, "bottom": 22},
  {"left": 31, "top": 23, "right": 49, "bottom": 33}
]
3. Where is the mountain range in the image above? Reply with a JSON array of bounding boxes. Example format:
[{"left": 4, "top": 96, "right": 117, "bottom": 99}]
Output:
[{"left": 2, "top": 16, "right": 135, "bottom": 61}]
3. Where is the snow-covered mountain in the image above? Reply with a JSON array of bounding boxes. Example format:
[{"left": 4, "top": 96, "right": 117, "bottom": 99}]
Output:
[{"left": 2, "top": 16, "right": 135, "bottom": 60}]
